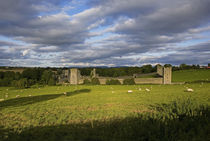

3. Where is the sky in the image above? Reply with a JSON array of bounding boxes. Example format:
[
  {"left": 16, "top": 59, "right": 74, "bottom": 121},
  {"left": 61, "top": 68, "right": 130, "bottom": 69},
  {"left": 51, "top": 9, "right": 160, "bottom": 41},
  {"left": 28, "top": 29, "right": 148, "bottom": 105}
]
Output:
[{"left": 0, "top": 0, "right": 210, "bottom": 67}]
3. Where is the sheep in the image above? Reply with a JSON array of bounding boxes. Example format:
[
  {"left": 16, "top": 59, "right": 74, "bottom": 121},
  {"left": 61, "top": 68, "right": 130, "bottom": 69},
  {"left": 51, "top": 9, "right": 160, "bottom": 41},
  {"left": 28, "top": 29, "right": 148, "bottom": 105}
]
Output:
[
  {"left": 16, "top": 95, "right": 20, "bottom": 98},
  {"left": 63, "top": 92, "right": 67, "bottom": 95},
  {"left": 0, "top": 99, "right": 4, "bottom": 102},
  {"left": 138, "top": 88, "right": 142, "bottom": 91},
  {"left": 112, "top": 91, "right": 115, "bottom": 94},
  {"left": 145, "top": 88, "right": 150, "bottom": 92},
  {"left": 186, "top": 88, "right": 194, "bottom": 92},
  {"left": 128, "top": 90, "right": 133, "bottom": 93},
  {"left": 28, "top": 95, "right": 32, "bottom": 97}
]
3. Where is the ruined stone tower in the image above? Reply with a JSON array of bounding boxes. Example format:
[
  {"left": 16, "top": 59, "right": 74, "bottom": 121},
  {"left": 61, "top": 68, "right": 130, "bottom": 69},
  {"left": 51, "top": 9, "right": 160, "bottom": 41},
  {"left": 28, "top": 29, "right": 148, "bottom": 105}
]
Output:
[
  {"left": 157, "top": 65, "right": 163, "bottom": 76},
  {"left": 91, "top": 68, "right": 97, "bottom": 78},
  {"left": 163, "top": 67, "right": 172, "bottom": 84},
  {"left": 70, "top": 68, "right": 80, "bottom": 85}
]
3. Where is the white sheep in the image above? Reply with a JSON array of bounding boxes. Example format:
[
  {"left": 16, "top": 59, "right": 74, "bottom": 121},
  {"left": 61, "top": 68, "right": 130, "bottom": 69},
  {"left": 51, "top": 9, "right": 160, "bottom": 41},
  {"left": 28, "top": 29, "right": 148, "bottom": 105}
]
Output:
[
  {"left": 145, "top": 88, "right": 150, "bottom": 92},
  {"left": 0, "top": 99, "right": 4, "bottom": 102},
  {"left": 128, "top": 90, "right": 133, "bottom": 93},
  {"left": 16, "top": 95, "right": 20, "bottom": 98},
  {"left": 63, "top": 92, "right": 67, "bottom": 95},
  {"left": 186, "top": 88, "right": 194, "bottom": 92},
  {"left": 138, "top": 88, "right": 142, "bottom": 91}
]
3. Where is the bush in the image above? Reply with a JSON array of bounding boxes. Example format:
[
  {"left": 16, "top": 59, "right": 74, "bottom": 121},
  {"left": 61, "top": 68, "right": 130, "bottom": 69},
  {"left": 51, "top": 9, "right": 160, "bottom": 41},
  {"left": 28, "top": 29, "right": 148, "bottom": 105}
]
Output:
[
  {"left": 13, "top": 78, "right": 29, "bottom": 88},
  {"left": 48, "top": 78, "right": 56, "bottom": 86},
  {"left": 91, "top": 78, "right": 100, "bottom": 85},
  {"left": 106, "top": 79, "right": 121, "bottom": 85},
  {"left": 83, "top": 79, "right": 91, "bottom": 85},
  {"left": 30, "top": 83, "right": 44, "bottom": 88},
  {"left": 123, "top": 78, "right": 135, "bottom": 85}
]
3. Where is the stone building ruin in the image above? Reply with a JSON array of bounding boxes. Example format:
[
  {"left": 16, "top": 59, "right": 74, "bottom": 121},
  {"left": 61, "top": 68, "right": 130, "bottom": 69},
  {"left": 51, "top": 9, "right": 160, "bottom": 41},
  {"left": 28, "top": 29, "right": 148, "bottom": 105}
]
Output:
[{"left": 58, "top": 65, "right": 172, "bottom": 85}]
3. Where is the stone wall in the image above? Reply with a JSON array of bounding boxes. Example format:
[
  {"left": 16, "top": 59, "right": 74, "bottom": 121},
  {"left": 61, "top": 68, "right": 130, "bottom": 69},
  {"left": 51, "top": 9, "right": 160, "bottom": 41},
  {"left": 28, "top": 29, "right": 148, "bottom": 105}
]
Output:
[
  {"left": 61, "top": 66, "right": 172, "bottom": 85},
  {"left": 134, "top": 78, "right": 163, "bottom": 84}
]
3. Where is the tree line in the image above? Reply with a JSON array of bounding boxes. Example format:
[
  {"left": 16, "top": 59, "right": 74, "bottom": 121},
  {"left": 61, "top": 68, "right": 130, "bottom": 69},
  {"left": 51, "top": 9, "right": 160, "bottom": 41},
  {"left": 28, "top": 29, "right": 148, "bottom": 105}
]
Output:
[
  {"left": 80, "top": 65, "right": 157, "bottom": 77},
  {"left": 0, "top": 68, "right": 56, "bottom": 88}
]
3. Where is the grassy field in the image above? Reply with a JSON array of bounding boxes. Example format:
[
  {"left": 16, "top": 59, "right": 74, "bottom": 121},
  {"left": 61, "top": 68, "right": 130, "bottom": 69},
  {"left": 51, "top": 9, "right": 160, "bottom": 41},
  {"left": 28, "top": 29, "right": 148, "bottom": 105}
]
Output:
[
  {"left": 172, "top": 69, "right": 210, "bottom": 82},
  {"left": 0, "top": 83, "right": 209, "bottom": 141}
]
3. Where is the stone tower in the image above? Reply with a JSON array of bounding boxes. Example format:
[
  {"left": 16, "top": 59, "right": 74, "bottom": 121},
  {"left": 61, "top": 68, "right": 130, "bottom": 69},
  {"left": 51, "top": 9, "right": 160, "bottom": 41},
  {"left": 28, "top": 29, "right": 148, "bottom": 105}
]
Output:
[
  {"left": 70, "top": 68, "right": 80, "bottom": 85},
  {"left": 91, "top": 68, "right": 97, "bottom": 78},
  {"left": 157, "top": 65, "right": 163, "bottom": 76},
  {"left": 163, "top": 67, "right": 172, "bottom": 84},
  {"left": 64, "top": 69, "right": 70, "bottom": 82}
]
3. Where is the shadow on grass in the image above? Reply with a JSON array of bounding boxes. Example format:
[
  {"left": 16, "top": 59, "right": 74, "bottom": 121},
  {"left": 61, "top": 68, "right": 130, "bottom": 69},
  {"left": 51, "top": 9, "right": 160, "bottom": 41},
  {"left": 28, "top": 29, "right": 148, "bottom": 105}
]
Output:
[
  {"left": 0, "top": 89, "right": 91, "bottom": 110},
  {"left": 0, "top": 104, "right": 209, "bottom": 141},
  {"left": 66, "top": 89, "right": 91, "bottom": 96}
]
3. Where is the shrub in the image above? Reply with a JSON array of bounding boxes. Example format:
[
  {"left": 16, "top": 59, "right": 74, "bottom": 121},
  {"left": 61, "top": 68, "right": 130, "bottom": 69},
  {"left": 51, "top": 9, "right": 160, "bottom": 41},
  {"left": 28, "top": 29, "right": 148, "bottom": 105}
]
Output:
[
  {"left": 48, "top": 78, "right": 56, "bottom": 86},
  {"left": 83, "top": 79, "right": 91, "bottom": 85},
  {"left": 91, "top": 78, "right": 100, "bottom": 85},
  {"left": 31, "top": 83, "right": 44, "bottom": 88},
  {"left": 13, "top": 78, "right": 29, "bottom": 88},
  {"left": 106, "top": 79, "right": 121, "bottom": 85},
  {"left": 123, "top": 78, "right": 135, "bottom": 85}
]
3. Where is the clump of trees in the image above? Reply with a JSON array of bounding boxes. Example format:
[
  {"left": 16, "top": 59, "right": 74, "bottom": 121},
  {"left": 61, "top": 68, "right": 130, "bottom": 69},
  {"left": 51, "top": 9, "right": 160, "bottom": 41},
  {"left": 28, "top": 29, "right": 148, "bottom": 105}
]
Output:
[
  {"left": 0, "top": 68, "right": 57, "bottom": 88},
  {"left": 123, "top": 78, "right": 135, "bottom": 85},
  {"left": 173, "top": 64, "right": 200, "bottom": 71},
  {"left": 83, "top": 78, "right": 100, "bottom": 85},
  {"left": 106, "top": 79, "right": 121, "bottom": 85},
  {"left": 91, "top": 78, "right": 100, "bottom": 85}
]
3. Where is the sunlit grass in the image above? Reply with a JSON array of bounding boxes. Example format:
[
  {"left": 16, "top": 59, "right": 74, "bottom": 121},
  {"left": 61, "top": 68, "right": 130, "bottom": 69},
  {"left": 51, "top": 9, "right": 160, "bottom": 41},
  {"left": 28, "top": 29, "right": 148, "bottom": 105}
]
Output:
[{"left": 172, "top": 69, "right": 210, "bottom": 82}]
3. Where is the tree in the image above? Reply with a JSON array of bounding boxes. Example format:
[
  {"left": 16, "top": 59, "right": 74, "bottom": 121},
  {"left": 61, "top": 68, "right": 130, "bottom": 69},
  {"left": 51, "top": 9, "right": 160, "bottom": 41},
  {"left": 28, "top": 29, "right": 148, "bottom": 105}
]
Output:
[
  {"left": 48, "top": 78, "right": 56, "bottom": 86},
  {"left": 164, "top": 64, "right": 172, "bottom": 67},
  {"left": 41, "top": 70, "right": 53, "bottom": 84},
  {"left": 91, "top": 78, "right": 100, "bottom": 85},
  {"left": 123, "top": 78, "right": 135, "bottom": 85}
]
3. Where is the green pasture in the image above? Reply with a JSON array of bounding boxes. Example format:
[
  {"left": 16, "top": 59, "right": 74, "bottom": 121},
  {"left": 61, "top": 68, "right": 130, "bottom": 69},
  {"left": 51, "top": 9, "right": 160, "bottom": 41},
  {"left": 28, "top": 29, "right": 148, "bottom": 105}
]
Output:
[
  {"left": 0, "top": 83, "right": 210, "bottom": 141},
  {"left": 172, "top": 69, "right": 210, "bottom": 82}
]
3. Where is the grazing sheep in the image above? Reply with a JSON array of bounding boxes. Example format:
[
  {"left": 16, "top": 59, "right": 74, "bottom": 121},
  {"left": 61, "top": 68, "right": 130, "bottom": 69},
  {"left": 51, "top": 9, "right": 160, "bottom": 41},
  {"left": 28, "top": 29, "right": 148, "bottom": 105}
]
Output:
[
  {"left": 138, "top": 88, "right": 142, "bottom": 91},
  {"left": 145, "top": 88, "right": 150, "bottom": 92},
  {"left": 186, "top": 88, "right": 194, "bottom": 92},
  {"left": 16, "top": 95, "right": 20, "bottom": 98},
  {"left": 112, "top": 91, "right": 115, "bottom": 94},
  {"left": 128, "top": 90, "right": 133, "bottom": 93},
  {"left": 0, "top": 99, "right": 4, "bottom": 102},
  {"left": 28, "top": 95, "right": 31, "bottom": 97},
  {"left": 5, "top": 95, "right": 8, "bottom": 98},
  {"left": 63, "top": 92, "right": 67, "bottom": 95}
]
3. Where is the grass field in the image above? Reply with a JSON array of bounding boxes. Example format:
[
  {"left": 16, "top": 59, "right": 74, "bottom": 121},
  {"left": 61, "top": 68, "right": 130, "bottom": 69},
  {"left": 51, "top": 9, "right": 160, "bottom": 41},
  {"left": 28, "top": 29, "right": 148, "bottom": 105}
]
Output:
[
  {"left": 172, "top": 69, "right": 210, "bottom": 82},
  {"left": 0, "top": 82, "right": 210, "bottom": 141}
]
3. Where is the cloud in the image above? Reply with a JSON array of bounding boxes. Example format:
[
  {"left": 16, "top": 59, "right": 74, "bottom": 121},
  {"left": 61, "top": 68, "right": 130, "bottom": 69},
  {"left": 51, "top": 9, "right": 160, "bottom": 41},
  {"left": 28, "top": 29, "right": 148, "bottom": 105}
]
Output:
[
  {"left": 22, "top": 49, "right": 30, "bottom": 56},
  {"left": 0, "top": 0, "right": 210, "bottom": 66}
]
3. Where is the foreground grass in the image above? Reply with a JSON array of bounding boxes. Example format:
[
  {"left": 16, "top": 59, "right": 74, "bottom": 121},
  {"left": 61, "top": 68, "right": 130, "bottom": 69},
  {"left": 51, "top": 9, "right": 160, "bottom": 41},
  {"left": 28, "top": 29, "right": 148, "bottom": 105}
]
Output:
[
  {"left": 172, "top": 69, "right": 210, "bottom": 82},
  {"left": 0, "top": 84, "right": 210, "bottom": 141}
]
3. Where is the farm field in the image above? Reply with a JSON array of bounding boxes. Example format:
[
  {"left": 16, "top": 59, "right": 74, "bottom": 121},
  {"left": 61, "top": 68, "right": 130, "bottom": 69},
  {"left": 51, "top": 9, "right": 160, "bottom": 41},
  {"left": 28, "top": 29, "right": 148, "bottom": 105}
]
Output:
[
  {"left": 172, "top": 69, "right": 210, "bottom": 82},
  {"left": 0, "top": 83, "right": 210, "bottom": 141}
]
